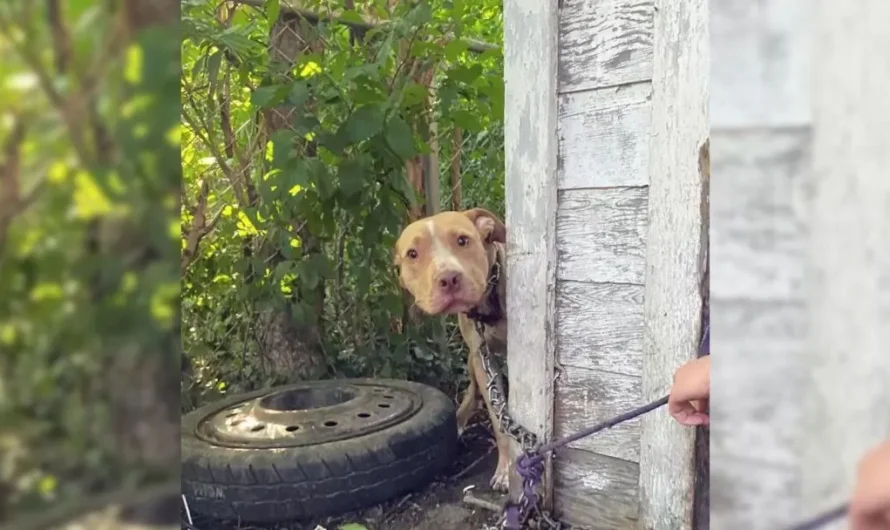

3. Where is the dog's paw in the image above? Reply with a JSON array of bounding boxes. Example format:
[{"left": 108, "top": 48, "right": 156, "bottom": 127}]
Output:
[{"left": 489, "top": 465, "right": 510, "bottom": 492}]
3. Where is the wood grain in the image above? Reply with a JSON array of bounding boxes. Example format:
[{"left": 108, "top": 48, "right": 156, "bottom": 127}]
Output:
[
  {"left": 559, "top": 0, "right": 654, "bottom": 94},
  {"left": 554, "top": 365, "right": 642, "bottom": 462},
  {"left": 503, "top": 0, "right": 559, "bottom": 507},
  {"left": 709, "top": 300, "right": 806, "bottom": 467},
  {"left": 556, "top": 187, "right": 648, "bottom": 285},
  {"left": 709, "top": 455, "right": 799, "bottom": 530},
  {"left": 710, "top": 0, "right": 813, "bottom": 129},
  {"left": 711, "top": 1, "right": 890, "bottom": 527},
  {"left": 553, "top": 448, "right": 640, "bottom": 530},
  {"left": 800, "top": 0, "right": 890, "bottom": 517},
  {"left": 556, "top": 281, "right": 644, "bottom": 378},
  {"left": 709, "top": 300, "right": 806, "bottom": 527},
  {"left": 710, "top": 129, "right": 810, "bottom": 302},
  {"left": 557, "top": 82, "right": 652, "bottom": 189},
  {"left": 639, "top": 0, "right": 708, "bottom": 528}
]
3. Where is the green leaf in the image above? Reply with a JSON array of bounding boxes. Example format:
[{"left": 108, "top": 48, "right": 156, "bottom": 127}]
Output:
[
  {"left": 444, "top": 39, "right": 470, "bottom": 61},
  {"left": 270, "top": 130, "right": 296, "bottom": 168},
  {"left": 288, "top": 81, "right": 310, "bottom": 107},
  {"left": 338, "top": 158, "right": 367, "bottom": 197},
  {"left": 384, "top": 117, "right": 415, "bottom": 160},
  {"left": 273, "top": 261, "right": 296, "bottom": 282},
  {"left": 450, "top": 109, "right": 482, "bottom": 132},
  {"left": 447, "top": 64, "right": 484, "bottom": 85},
  {"left": 299, "top": 253, "right": 330, "bottom": 291},
  {"left": 318, "top": 132, "right": 348, "bottom": 156},
  {"left": 301, "top": 267, "right": 319, "bottom": 291},
  {"left": 404, "top": 2, "right": 433, "bottom": 28},
  {"left": 283, "top": 160, "right": 311, "bottom": 189},
  {"left": 438, "top": 84, "right": 459, "bottom": 113},
  {"left": 265, "top": 0, "right": 280, "bottom": 22},
  {"left": 339, "top": 10, "right": 365, "bottom": 25},
  {"left": 251, "top": 85, "right": 287, "bottom": 109},
  {"left": 341, "top": 105, "right": 385, "bottom": 144},
  {"left": 401, "top": 83, "right": 428, "bottom": 107},
  {"left": 206, "top": 50, "right": 222, "bottom": 97}
]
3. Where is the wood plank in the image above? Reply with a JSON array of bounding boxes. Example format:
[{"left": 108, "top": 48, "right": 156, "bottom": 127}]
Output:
[
  {"left": 559, "top": 0, "right": 654, "bottom": 94},
  {"left": 557, "top": 82, "right": 652, "bottom": 189},
  {"left": 556, "top": 187, "right": 648, "bottom": 285},
  {"left": 800, "top": 0, "right": 890, "bottom": 516},
  {"left": 553, "top": 448, "right": 640, "bottom": 530},
  {"left": 710, "top": 129, "right": 810, "bottom": 302},
  {"left": 554, "top": 365, "right": 642, "bottom": 462},
  {"left": 709, "top": 300, "right": 806, "bottom": 469},
  {"left": 710, "top": 0, "right": 812, "bottom": 129},
  {"left": 710, "top": 131, "right": 809, "bottom": 527},
  {"left": 639, "top": 0, "right": 708, "bottom": 528},
  {"left": 709, "top": 455, "right": 800, "bottom": 530},
  {"left": 556, "top": 281, "right": 644, "bottom": 378},
  {"left": 503, "top": 0, "right": 559, "bottom": 507}
]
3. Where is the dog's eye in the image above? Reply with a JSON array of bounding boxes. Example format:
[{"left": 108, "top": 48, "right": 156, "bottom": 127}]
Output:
[
  {"left": 406, "top": 249, "right": 418, "bottom": 259},
  {"left": 457, "top": 235, "right": 469, "bottom": 247}
]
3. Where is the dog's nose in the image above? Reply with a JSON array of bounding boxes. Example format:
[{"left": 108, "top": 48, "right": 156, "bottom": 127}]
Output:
[{"left": 436, "top": 270, "right": 462, "bottom": 293}]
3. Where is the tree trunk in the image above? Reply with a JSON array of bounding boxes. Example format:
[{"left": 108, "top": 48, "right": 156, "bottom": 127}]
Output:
[{"left": 251, "top": 13, "right": 329, "bottom": 379}]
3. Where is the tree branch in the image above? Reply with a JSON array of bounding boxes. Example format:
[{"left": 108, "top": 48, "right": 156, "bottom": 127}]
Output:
[
  {"left": 0, "top": 118, "right": 27, "bottom": 253},
  {"left": 180, "top": 179, "right": 221, "bottom": 275}
]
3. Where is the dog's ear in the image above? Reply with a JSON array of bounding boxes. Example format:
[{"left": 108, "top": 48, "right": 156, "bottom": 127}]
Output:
[{"left": 463, "top": 208, "right": 506, "bottom": 244}]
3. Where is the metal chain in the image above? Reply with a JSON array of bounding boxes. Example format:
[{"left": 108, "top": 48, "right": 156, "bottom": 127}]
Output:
[
  {"left": 474, "top": 319, "right": 538, "bottom": 451},
  {"left": 474, "top": 318, "right": 565, "bottom": 530}
]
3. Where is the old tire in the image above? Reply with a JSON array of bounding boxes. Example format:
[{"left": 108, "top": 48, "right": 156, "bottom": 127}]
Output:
[{"left": 181, "top": 378, "right": 456, "bottom": 523}]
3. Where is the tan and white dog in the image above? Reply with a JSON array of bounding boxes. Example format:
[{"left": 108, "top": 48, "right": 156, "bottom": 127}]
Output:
[{"left": 394, "top": 208, "right": 511, "bottom": 491}]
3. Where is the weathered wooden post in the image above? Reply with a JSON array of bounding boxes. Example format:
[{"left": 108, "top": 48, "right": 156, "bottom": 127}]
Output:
[
  {"left": 711, "top": 0, "right": 890, "bottom": 528},
  {"left": 504, "top": 0, "right": 708, "bottom": 527}
]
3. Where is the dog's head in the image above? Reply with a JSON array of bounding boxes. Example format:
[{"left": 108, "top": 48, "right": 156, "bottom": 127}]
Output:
[{"left": 394, "top": 208, "right": 506, "bottom": 316}]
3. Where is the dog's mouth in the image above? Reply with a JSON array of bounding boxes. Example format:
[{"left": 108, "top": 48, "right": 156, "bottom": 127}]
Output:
[
  {"left": 425, "top": 292, "right": 484, "bottom": 316},
  {"left": 439, "top": 299, "right": 474, "bottom": 314}
]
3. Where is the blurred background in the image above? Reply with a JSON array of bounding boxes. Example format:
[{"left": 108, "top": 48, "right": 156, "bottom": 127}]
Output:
[
  {"left": 1, "top": 0, "right": 510, "bottom": 527},
  {"left": 0, "top": 0, "right": 179, "bottom": 527}
]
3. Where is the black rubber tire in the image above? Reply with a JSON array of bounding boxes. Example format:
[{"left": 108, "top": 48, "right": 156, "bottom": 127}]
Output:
[{"left": 181, "top": 378, "right": 457, "bottom": 523}]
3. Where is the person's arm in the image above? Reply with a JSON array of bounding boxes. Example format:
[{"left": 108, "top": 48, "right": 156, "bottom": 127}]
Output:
[
  {"left": 667, "top": 356, "right": 710, "bottom": 426},
  {"left": 850, "top": 440, "right": 890, "bottom": 530}
]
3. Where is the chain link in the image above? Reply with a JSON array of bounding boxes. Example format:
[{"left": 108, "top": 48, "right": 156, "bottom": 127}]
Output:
[
  {"left": 469, "top": 263, "right": 566, "bottom": 530},
  {"left": 474, "top": 315, "right": 565, "bottom": 530}
]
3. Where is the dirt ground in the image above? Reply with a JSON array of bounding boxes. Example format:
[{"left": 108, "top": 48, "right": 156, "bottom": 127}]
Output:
[{"left": 186, "top": 421, "right": 506, "bottom": 530}]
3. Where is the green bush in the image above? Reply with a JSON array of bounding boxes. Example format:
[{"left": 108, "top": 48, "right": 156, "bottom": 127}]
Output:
[{"left": 180, "top": 0, "right": 505, "bottom": 411}]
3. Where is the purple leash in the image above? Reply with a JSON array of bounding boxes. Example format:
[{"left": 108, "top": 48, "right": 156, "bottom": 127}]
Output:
[{"left": 503, "top": 395, "right": 670, "bottom": 529}]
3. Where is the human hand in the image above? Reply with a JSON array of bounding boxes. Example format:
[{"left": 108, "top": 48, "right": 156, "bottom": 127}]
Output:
[
  {"left": 668, "top": 356, "right": 710, "bottom": 426},
  {"left": 850, "top": 440, "right": 890, "bottom": 530}
]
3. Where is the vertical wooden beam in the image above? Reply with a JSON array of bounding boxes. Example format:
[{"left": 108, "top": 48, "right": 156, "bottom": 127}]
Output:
[
  {"left": 800, "top": 0, "right": 890, "bottom": 517},
  {"left": 503, "top": 0, "right": 559, "bottom": 507},
  {"left": 639, "top": 0, "right": 708, "bottom": 528}
]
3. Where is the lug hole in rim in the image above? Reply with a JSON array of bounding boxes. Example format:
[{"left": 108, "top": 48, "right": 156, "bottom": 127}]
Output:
[
  {"left": 357, "top": 412, "right": 371, "bottom": 418},
  {"left": 378, "top": 403, "right": 391, "bottom": 409},
  {"left": 324, "top": 420, "right": 338, "bottom": 427},
  {"left": 285, "top": 425, "right": 300, "bottom": 432},
  {"left": 383, "top": 395, "right": 395, "bottom": 399},
  {"left": 250, "top": 424, "right": 266, "bottom": 432}
]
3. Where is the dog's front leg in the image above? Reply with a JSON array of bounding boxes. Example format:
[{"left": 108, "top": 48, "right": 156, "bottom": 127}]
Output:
[
  {"left": 469, "top": 348, "right": 512, "bottom": 492},
  {"left": 455, "top": 353, "right": 479, "bottom": 437}
]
